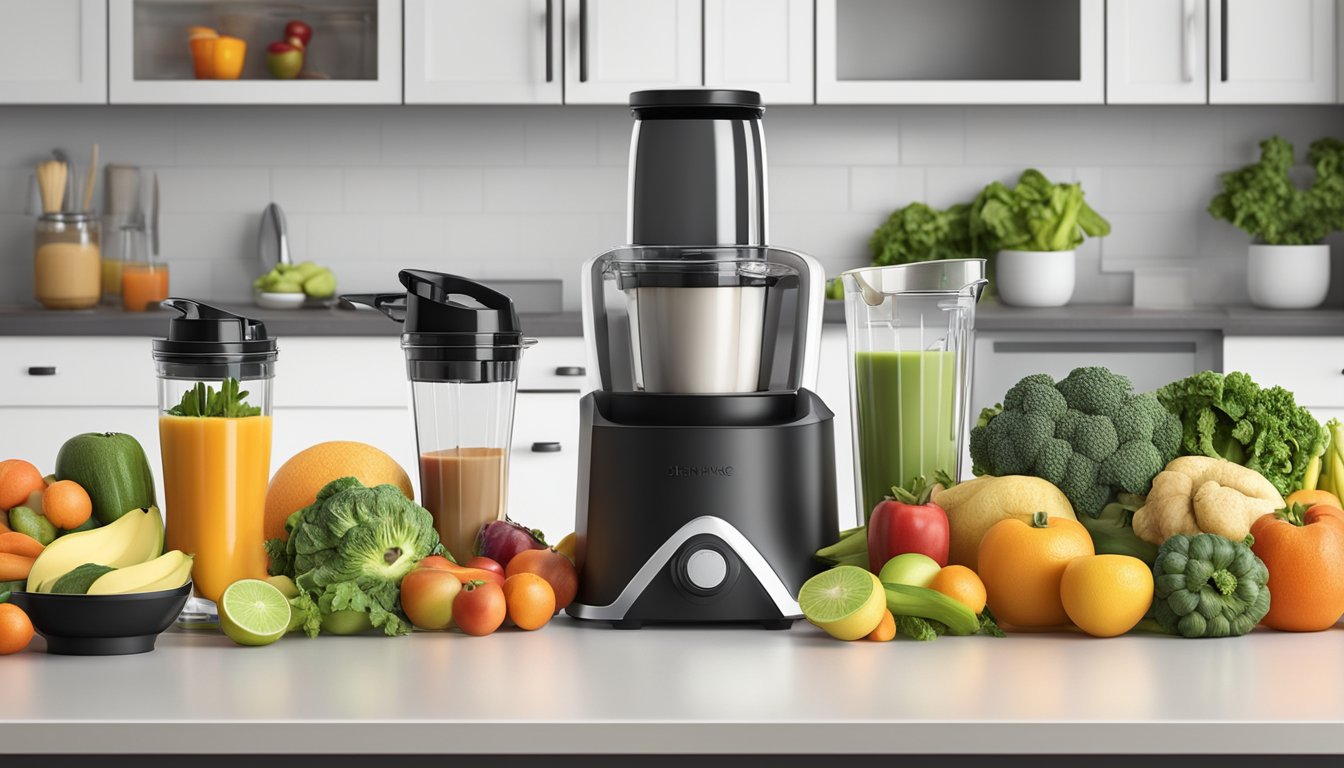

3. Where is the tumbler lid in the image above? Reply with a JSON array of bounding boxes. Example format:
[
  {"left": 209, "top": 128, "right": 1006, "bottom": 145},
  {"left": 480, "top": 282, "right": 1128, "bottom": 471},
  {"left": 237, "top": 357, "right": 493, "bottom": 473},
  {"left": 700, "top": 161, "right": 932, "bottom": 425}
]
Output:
[
  {"left": 630, "top": 89, "right": 763, "bottom": 119},
  {"left": 151, "top": 299, "right": 277, "bottom": 378}
]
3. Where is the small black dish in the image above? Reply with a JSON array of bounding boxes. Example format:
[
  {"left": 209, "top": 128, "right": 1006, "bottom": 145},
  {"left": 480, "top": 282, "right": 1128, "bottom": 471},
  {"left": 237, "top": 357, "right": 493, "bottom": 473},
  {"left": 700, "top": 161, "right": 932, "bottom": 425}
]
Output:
[{"left": 8, "top": 582, "right": 191, "bottom": 655}]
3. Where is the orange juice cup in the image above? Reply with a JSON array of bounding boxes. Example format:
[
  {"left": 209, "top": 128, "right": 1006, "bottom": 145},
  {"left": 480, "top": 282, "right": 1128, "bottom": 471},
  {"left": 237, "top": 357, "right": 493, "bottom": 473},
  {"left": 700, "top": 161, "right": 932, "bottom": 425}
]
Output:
[
  {"left": 189, "top": 36, "right": 217, "bottom": 79},
  {"left": 153, "top": 299, "right": 277, "bottom": 606},
  {"left": 122, "top": 263, "right": 169, "bottom": 312},
  {"left": 212, "top": 36, "right": 247, "bottom": 80}
]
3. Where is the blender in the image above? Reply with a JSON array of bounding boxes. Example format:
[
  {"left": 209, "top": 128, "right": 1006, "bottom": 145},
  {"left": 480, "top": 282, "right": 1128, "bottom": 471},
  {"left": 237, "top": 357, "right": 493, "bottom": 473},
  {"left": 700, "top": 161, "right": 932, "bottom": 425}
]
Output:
[
  {"left": 343, "top": 270, "right": 533, "bottom": 563},
  {"left": 841, "top": 260, "right": 987, "bottom": 523},
  {"left": 152, "top": 299, "right": 277, "bottom": 626},
  {"left": 569, "top": 90, "right": 839, "bottom": 628}
]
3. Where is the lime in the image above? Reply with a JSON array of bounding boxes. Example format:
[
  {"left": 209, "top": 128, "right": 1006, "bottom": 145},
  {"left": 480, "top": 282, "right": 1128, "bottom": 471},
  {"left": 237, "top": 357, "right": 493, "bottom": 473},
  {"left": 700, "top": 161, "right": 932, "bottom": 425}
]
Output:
[
  {"left": 799, "top": 565, "right": 886, "bottom": 641},
  {"left": 219, "top": 579, "right": 291, "bottom": 647}
]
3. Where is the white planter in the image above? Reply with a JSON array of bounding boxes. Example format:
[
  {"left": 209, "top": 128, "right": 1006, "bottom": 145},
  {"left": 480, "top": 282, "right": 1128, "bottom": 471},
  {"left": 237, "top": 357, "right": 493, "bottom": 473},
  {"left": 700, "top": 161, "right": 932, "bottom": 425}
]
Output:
[
  {"left": 1247, "top": 244, "right": 1330, "bottom": 309},
  {"left": 995, "top": 249, "right": 1075, "bottom": 308}
]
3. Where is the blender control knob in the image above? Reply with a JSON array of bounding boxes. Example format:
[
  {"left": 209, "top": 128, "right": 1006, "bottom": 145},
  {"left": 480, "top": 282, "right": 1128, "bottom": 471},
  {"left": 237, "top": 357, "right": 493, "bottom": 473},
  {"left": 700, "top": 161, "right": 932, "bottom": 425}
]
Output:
[{"left": 684, "top": 548, "right": 728, "bottom": 591}]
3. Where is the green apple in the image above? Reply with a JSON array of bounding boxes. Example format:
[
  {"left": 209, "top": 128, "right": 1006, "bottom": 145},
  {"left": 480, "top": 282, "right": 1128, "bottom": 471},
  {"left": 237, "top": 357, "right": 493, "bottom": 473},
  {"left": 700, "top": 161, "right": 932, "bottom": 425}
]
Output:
[
  {"left": 267, "top": 41, "right": 303, "bottom": 80},
  {"left": 877, "top": 552, "right": 941, "bottom": 588}
]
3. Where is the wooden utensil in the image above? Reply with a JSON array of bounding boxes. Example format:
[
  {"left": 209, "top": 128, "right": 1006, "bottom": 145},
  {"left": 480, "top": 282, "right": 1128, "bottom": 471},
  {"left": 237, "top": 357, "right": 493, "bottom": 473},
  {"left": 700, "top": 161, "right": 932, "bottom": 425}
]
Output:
[
  {"left": 36, "top": 160, "right": 67, "bottom": 214},
  {"left": 82, "top": 144, "right": 99, "bottom": 213}
]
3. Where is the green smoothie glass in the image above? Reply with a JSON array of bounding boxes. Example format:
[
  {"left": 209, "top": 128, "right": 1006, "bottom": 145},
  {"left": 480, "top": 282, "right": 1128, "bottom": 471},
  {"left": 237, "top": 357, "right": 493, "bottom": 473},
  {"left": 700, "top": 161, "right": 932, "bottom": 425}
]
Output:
[{"left": 841, "top": 260, "right": 987, "bottom": 523}]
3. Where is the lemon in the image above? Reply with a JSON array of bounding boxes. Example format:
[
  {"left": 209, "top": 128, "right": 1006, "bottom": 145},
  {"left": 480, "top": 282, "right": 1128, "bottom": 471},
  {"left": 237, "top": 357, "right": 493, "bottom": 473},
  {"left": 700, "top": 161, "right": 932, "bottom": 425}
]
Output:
[
  {"left": 219, "top": 579, "right": 291, "bottom": 647},
  {"left": 1060, "top": 555, "right": 1154, "bottom": 637},
  {"left": 799, "top": 566, "right": 886, "bottom": 641}
]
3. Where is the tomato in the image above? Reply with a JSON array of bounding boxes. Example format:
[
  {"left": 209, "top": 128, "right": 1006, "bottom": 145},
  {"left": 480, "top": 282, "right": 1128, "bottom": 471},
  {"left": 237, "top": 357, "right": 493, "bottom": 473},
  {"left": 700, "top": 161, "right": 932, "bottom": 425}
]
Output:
[
  {"left": 453, "top": 580, "right": 506, "bottom": 636},
  {"left": 465, "top": 556, "right": 504, "bottom": 577}
]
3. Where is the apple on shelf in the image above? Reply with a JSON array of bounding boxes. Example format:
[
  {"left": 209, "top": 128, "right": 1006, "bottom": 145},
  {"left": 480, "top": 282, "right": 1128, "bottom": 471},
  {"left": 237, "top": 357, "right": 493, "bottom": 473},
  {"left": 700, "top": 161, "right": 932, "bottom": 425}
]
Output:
[{"left": 267, "top": 20, "right": 313, "bottom": 80}]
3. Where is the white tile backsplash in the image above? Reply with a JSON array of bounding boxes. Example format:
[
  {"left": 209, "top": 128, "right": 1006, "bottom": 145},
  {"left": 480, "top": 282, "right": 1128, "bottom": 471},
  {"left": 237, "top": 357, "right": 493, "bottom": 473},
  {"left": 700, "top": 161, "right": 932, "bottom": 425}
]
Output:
[{"left": 1, "top": 103, "right": 1340, "bottom": 311}]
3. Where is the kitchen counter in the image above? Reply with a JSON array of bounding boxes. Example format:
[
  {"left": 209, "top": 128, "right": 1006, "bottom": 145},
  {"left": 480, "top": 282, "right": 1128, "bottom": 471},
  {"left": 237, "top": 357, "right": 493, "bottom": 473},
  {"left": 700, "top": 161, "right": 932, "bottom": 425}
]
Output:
[{"left": 3, "top": 620, "right": 1343, "bottom": 755}]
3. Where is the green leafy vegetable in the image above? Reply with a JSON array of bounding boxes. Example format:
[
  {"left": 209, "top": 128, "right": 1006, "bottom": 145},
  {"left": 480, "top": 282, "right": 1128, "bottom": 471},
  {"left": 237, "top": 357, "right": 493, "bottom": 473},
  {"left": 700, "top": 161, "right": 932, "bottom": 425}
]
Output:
[
  {"left": 896, "top": 610, "right": 1005, "bottom": 641},
  {"left": 868, "top": 202, "right": 975, "bottom": 267},
  {"left": 1208, "top": 136, "right": 1344, "bottom": 245},
  {"left": 265, "top": 477, "right": 444, "bottom": 637},
  {"left": 167, "top": 378, "right": 261, "bottom": 418},
  {"left": 1079, "top": 493, "right": 1158, "bottom": 565},
  {"left": 970, "top": 169, "right": 1110, "bottom": 253},
  {"left": 969, "top": 367, "right": 1182, "bottom": 518},
  {"left": 1150, "top": 532, "right": 1269, "bottom": 638},
  {"left": 1156, "top": 371, "right": 1328, "bottom": 498}
]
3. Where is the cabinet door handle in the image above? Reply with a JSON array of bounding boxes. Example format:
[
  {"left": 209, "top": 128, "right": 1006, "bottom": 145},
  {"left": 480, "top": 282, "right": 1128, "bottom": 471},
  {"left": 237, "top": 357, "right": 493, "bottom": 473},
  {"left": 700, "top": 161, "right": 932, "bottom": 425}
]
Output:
[
  {"left": 579, "top": 0, "right": 589, "bottom": 82},
  {"left": 1219, "top": 0, "right": 1229, "bottom": 82},
  {"left": 1181, "top": 0, "right": 1198, "bottom": 82},
  {"left": 555, "top": 366, "right": 586, "bottom": 376},
  {"left": 545, "top": 0, "right": 554, "bottom": 82},
  {"left": 531, "top": 441, "right": 562, "bottom": 453},
  {"left": 27, "top": 366, "right": 56, "bottom": 376}
]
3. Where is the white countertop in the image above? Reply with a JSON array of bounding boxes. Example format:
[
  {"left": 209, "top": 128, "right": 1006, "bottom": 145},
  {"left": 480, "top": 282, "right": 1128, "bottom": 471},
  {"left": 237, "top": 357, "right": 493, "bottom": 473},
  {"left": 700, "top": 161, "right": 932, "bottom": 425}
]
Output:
[{"left": 3, "top": 619, "right": 1343, "bottom": 755}]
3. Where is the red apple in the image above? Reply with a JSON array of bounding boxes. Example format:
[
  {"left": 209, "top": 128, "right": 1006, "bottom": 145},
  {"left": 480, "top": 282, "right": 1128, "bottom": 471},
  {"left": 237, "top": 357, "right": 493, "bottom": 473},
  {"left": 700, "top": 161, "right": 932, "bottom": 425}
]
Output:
[
  {"left": 284, "top": 20, "right": 313, "bottom": 46},
  {"left": 400, "top": 566, "right": 461, "bottom": 631},
  {"left": 266, "top": 41, "right": 303, "bottom": 80},
  {"left": 465, "top": 556, "right": 504, "bottom": 576}
]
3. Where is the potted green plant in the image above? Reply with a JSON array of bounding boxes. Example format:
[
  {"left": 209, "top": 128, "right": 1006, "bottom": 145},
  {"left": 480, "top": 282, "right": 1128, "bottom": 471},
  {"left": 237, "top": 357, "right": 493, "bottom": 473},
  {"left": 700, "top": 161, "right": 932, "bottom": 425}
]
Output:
[
  {"left": 1209, "top": 136, "right": 1344, "bottom": 310},
  {"left": 970, "top": 169, "right": 1111, "bottom": 308}
]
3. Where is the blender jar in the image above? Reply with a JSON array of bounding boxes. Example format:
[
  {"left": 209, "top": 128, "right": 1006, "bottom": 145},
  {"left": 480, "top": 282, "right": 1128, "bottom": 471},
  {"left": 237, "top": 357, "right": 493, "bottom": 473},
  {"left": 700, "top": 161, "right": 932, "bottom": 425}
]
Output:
[
  {"left": 343, "top": 270, "right": 532, "bottom": 563},
  {"left": 152, "top": 299, "right": 277, "bottom": 615},
  {"left": 841, "top": 259, "right": 986, "bottom": 524}
]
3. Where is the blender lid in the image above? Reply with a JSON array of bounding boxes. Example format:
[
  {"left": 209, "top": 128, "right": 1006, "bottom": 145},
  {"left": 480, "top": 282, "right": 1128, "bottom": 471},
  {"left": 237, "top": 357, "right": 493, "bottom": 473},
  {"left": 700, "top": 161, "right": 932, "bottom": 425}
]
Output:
[
  {"left": 151, "top": 298, "right": 277, "bottom": 366},
  {"left": 630, "top": 89, "right": 763, "bottom": 119},
  {"left": 610, "top": 258, "right": 788, "bottom": 289},
  {"left": 843, "top": 259, "right": 988, "bottom": 307}
]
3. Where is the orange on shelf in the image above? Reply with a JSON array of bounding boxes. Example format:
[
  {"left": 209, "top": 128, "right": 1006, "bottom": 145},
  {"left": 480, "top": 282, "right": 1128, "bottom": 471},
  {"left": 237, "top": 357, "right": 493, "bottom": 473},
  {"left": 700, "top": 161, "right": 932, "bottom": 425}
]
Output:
[
  {"left": 121, "top": 263, "right": 169, "bottom": 312},
  {"left": 212, "top": 36, "right": 247, "bottom": 80},
  {"left": 189, "top": 36, "right": 216, "bottom": 79}
]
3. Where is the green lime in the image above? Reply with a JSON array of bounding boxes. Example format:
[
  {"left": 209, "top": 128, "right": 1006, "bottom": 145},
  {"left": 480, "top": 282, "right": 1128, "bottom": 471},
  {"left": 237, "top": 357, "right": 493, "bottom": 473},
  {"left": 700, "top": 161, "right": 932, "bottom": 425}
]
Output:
[
  {"left": 219, "top": 579, "right": 291, "bottom": 647},
  {"left": 799, "top": 565, "right": 886, "bottom": 641}
]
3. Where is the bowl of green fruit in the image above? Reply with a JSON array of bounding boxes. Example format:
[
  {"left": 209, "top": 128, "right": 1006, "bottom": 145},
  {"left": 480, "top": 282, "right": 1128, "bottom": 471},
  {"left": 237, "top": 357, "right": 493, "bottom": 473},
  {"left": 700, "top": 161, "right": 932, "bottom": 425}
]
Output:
[{"left": 253, "top": 261, "right": 337, "bottom": 310}]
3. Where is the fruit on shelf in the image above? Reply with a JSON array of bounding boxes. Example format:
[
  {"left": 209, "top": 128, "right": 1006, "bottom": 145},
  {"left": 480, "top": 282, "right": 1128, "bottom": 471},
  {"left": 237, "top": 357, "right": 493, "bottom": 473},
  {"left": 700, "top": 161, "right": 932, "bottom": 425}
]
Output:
[
  {"left": 284, "top": 20, "right": 313, "bottom": 50},
  {"left": 219, "top": 578, "right": 292, "bottom": 647},
  {"left": 0, "top": 603, "right": 34, "bottom": 655},
  {"left": 0, "top": 460, "right": 44, "bottom": 510},
  {"left": 321, "top": 609, "right": 374, "bottom": 635},
  {"left": 54, "top": 432, "right": 157, "bottom": 526},
  {"left": 7, "top": 506, "right": 56, "bottom": 546},
  {"left": 400, "top": 564, "right": 462, "bottom": 631},
  {"left": 927, "top": 564, "right": 988, "bottom": 615},
  {"left": 799, "top": 565, "right": 886, "bottom": 641},
  {"left": 465, "top": 556, "right": 504, "bottom": 576},
  {"left": 253, "top": 262, "right": 337, "bottom": 299},
  {"left": 978, "top": 511, "right": 1094, "bottom": 628},
  {"left": 263, "top": 441, "right": 411, "bottom": 543},
  {"left": 476, "top": 518, "right": 547, "bottom": 568},
  {"left": 876, "top": 552, "right": 941, "bottom": 588},
  {"left": 453, "top": 579, "right": 506, "bottom": 636},
  {"left": 505, "top": 548, "right": 577, "bottom": 611},
  {"left": 266, "top": 41, "right": 303, "bottom": 80},
  {"left": 1059, "top": 554, "right": 1153, "bottom": 638},
  {"left": 502, "top": 572, "right": 555, "bottom": 631},
  {"left": 41, "top": 480, "right": 92, "bottom": 531},
  {"left": 86, "top": 550, "right": 192, "bottom": 595},
  {"left": 27, "top": 507, "right": 163, "bottom": 593},
  {"left": 419, "top": 556, "right": 504, "bottom": 588}
]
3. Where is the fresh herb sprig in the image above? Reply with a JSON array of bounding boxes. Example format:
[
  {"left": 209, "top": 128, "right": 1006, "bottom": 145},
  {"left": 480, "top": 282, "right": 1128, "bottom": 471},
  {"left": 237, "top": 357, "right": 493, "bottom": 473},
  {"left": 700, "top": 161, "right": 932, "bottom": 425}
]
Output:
[{"left": 166, "top": 378, "right": 261, "bottom": 418}]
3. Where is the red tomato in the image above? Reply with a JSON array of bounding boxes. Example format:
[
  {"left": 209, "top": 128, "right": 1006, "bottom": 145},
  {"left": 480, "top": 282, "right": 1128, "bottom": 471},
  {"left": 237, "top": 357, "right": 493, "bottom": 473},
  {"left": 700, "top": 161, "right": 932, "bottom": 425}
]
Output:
[
  {"left": 454, "top": 580, "right": 506, "bottom": 636},
  {"left": 867, "top": 497, "right": 950, "bottom": 572},
  {"left": 465, "top": 556, "right": 504, "bottom": 576}
]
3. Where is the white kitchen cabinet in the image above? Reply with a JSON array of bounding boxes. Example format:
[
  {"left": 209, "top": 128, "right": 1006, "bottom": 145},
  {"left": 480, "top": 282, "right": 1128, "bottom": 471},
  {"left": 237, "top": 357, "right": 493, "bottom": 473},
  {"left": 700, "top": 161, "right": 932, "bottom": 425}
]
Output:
[
  {"left": 108, "top": 0, "right": 402, "bottom": 105},
  {"left": 404, "top": 0, "right": 562, "bottom": 104},
  {"left": 816, "top": 0, "right": 1104, "bottom": 104},
  {"left": 509, "top": 392, "right": 581, "bottom": 540},
  {"left": 1222, "top": 336, "right": 1344, "bottom": 421},
  {"left": 704, "top": 0, "right": 814, "bottom": 105},
  {"left": 562, "top": 0, "right": 701, "bottom": 104},
  {"left": 1107, "top": 0, "right": 1208, "bottom": 104},
  {"left": 1209, "top": 0, "right": 1336, "bottom": 104},
  {"left": 0, "top": 0, "right": 106, "bottom": 104}
]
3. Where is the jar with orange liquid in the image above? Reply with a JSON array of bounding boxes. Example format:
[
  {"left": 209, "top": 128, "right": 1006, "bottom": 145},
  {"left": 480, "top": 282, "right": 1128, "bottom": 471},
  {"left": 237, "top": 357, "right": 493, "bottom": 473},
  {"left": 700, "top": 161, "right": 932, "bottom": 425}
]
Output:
[
  {"left": 119, "top": 226, "right": 168, "bottom": 312},
  {"left": 152, "top": 300, "right": 277, "bottom": 624}
]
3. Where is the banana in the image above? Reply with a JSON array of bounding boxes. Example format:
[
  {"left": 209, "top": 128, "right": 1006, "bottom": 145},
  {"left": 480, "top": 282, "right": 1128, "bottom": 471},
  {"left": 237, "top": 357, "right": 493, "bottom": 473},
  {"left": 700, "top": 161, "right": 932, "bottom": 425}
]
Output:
[
  {"left": 28, "top": 508, "right": 162, "bottom": 592},
  {"left": 86, "top": 550, "right": 192, "bottom": 595},
  {"left": 882, "top": 582, "right": 980, "bottom": 635}
]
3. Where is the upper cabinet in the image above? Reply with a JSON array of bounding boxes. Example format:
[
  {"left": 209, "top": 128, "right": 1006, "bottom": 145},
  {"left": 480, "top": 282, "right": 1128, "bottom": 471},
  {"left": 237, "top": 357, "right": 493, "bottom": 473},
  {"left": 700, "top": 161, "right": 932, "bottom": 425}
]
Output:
[
  {"left": 1107, "top": 0, "right": 1208, "bottom": 104},
  {"left": 562, "top": 0, "right": 702, "bottom": 104},
  {"left": 108, "top": 0, "right": 402, "bottom": 104},
  {"left": 405, "top": 0, "right": 561, "bottom": 104},
  {"left": 1209, "top": 0, "right": 1336, "bottom": 104},
  {"left": 704, "top": 0, "right": 814, "bottom": 104},
  {"left": 0, "top": 0, "right": 107, "bottom": 104},
  {"left": 816, "top": 0, "right": 1104, "bottom": 104}
]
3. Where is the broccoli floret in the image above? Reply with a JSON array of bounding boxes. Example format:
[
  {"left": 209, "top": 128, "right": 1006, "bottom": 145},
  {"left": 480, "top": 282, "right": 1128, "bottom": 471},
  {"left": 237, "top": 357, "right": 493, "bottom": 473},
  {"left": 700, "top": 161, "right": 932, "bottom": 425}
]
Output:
[{"left": 970, "top": 366, "right": 1179, "bottom": 517}]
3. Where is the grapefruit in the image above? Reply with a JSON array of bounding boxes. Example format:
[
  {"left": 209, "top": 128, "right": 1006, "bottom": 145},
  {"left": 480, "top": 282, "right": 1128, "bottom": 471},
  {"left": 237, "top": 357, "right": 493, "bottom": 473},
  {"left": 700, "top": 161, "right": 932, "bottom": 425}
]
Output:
[{"left": 264, "top": 442, "right": 414, "bottom": 541}]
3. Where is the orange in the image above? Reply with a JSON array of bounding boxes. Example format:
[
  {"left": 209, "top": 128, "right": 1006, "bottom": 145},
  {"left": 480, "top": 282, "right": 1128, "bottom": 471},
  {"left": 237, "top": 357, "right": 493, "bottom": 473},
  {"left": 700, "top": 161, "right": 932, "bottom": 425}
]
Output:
[
  {"left": 264, "top": 442, "right": 414, "bottom": 542},
  {"left": 1286, "top": 489, "right": 1343, "bottom": 511},
  {"left": 866, "top": 609, "right": 895, "bottom": 642},
  {"left": 42, "top": 480, "right": 92, "bottom": 530},
  {"left": 0, "top": 603, "right": 34, "bottom": 655},
  {"left": 928, "top": 565, "right": 987, "bottom": 615},
  {"left": 1060, "top": 555, "right": 1154, "bottom": 637},
  {"left": 978, "top": 511, "right": 1094, "bottom": 628},
  {"left": 1250, "top": 505, "right": 1344, "bottom": 631},
  {"left": 0, "top": 460, "right": 44, "bottom": 510},
  {"left": 502, "top": 573, "right": 555, "bottom": 631}
]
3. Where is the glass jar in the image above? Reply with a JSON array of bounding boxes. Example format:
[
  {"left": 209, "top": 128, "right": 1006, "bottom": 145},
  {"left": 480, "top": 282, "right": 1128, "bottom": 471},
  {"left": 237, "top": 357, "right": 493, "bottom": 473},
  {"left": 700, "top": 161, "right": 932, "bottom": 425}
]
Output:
[
  {"left": 34, "top": 213, "right": 101, "bottom": 310},
  {"left": 119, "top": 226, "right": 168, "bottom": 312}
]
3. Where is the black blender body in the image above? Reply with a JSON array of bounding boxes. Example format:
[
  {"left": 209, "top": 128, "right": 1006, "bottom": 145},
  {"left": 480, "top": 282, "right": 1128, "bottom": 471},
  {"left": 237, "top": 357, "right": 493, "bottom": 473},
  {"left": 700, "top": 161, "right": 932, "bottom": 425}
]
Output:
[{"left": 570, "top": 90, "right": 839, "bottom": 628}]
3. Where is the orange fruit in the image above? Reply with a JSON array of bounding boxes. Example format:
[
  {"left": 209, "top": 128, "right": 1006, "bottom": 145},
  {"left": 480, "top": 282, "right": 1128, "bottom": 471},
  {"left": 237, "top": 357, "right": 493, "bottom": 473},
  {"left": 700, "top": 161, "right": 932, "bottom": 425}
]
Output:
[
  {"left": 1285, "top": 489, "right": 1343, "bottom": 511},
  {"left": 928, "top": 565, "right": 988, "bottom": 615},
  {"left": 264, "top": 442, "right": 414, "bottom": 541},
  {"left": 0, "top": 460, "right": 45, "bottom": 510},
  {"left": 0, "top": 603, "right": 34, "bottom": 655},
  {"left": 1060, "top": 555, "right": 1154, "bottom": 637},
  {"left": 42, "top": 480, "right": 92, "bottom": 530},
  {"left": 977, "top": 512, "right": 1094, "bottom": 628},
  {"left": 502, "top": 572, "right": 555, "bottom": 631},
  {"left": 866, "top": 609, "right": 895, "bottom": 642}
]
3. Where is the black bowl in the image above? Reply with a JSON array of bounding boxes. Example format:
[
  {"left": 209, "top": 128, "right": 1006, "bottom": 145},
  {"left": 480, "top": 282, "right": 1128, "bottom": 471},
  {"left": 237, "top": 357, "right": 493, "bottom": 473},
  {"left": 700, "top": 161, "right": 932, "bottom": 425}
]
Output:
[{"left": 8, "top": 582, "right": 192, "bottom": 655}]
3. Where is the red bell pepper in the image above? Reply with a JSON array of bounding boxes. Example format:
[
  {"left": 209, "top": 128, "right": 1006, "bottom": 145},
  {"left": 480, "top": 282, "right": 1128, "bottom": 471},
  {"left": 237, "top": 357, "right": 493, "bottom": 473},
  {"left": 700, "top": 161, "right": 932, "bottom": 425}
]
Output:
[{"left": 867, "top": 479, "right": 950, "bottom": 572}]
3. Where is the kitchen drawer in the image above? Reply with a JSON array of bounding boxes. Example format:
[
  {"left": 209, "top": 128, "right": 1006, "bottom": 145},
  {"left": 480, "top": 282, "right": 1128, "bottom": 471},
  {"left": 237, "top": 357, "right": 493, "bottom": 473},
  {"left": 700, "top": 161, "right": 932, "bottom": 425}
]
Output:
[
  {"left": 0, "top": 338, "right": 156, "bottom": 407},
  {"left": 518, "top": 336, "right": 589, "bottom": 392},
  {"left": 1223, "top": 336, "right": 1344, "bottom": 411}
]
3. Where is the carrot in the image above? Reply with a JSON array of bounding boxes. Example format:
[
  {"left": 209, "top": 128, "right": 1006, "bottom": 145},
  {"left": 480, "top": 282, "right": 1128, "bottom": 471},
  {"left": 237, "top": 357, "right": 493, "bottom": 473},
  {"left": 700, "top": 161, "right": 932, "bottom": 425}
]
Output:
[
  {"left": 0, "top": 553, "right": 35, "bottom": 582},
  {"left": 0, "top": 532, "right": 44, "bottom": 559}
]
